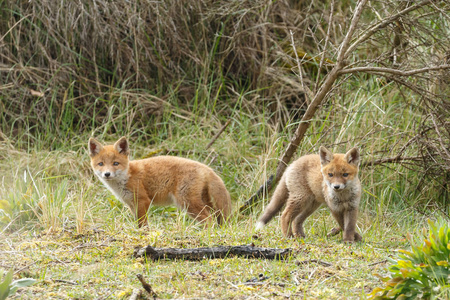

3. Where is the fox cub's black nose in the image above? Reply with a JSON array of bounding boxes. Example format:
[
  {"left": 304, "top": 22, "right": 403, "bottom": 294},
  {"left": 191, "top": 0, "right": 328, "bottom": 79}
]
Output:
[
  {"left": 333, "top": 185, "right": 340, "bottom": 190},
  {"left": 104, "top": 172, "right": 111, "bottom": 178}
]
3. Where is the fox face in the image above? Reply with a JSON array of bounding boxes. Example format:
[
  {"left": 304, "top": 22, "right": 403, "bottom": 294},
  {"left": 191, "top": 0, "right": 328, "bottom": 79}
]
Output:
[
  {"left": 89, "top": 137, "right": 130, "bottom": 181},
  {"left": 319, "top": 146, "right": 360, "bottom": 192}
]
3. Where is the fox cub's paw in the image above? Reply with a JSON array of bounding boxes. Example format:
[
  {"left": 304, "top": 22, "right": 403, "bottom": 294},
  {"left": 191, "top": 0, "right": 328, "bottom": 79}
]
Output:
[
  {"left": 354, "top": 232, "right": 363, "bottom": 242},
  {"left": 328, "top": 228, "right": 363, "bottom": 243},
  {"left": 343, "top": 233, "right": 363, "bottom": 243},
  {"left": 327, "top": 227, "right": 342, "bottom": 237}
]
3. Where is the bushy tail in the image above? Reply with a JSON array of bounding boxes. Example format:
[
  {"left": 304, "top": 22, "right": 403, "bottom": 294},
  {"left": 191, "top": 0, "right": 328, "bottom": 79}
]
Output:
[{"left": 256, "top": 177, "right": 288, "bottom": 230}]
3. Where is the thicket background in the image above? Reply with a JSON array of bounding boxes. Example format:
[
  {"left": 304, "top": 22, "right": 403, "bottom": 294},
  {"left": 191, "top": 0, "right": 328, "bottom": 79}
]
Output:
[{"left": 1, "top": 0, "right": 448, "bottom": 205}]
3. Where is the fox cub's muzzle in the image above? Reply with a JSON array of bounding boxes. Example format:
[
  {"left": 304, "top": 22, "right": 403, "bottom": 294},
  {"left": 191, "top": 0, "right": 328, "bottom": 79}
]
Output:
[{"left": 332, "top": 183, "right": 345, "bottom": 190}]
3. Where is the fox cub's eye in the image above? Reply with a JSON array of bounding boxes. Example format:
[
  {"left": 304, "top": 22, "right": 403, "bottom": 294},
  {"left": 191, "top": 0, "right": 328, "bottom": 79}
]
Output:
[
  {"left": 113, "top": 162, "right": 119, "bottom": 166},
  {"left": 328, "top": 173, "right": 333, "bottom": 177},
  {"left": 98, "top": 162, "right": 104, "bottom": 166},
  {"left": 343, "top": 173, "right": 349, "bottom": 177}
]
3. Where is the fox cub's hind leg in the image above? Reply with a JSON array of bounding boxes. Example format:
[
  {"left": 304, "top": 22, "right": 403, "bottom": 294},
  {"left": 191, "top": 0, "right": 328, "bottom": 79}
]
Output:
[
  {"left": 256, "top": 178, "right": 289, "bottom": 230},
  {"left": 281, "top": 195, "right": 321, "bottom": 238},
  {"left": 179, "top": 177, "right": 230, "bottom": 226},
  {"left": 207, "top": 176, "right": 231, "bottom": 225},
  {"left": 280, "top": 197, "right": 301, "bottom": 237},
  {"left": 291, "top": 197, "right": 321, "bottom": 238},
  {"left": 186, "top": 189, "right": 214, "bottom": 225}
]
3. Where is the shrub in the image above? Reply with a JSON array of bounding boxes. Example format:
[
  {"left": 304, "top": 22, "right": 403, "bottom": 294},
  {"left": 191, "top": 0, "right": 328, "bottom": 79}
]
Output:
[{"left": 368, "top": 219, "right": 450, "bottom": 299}]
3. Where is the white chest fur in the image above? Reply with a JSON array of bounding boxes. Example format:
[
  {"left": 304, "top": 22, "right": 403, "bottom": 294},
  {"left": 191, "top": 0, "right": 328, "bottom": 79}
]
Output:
[
  {"left": 97, "top": 174, "right": 134, "bottom": 210},
  {"left": 324, "top": 184, "right": 361, "bottom": 212}
]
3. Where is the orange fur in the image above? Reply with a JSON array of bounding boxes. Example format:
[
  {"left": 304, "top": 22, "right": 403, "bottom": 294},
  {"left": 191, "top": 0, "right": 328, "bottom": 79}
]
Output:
[
  {"left": 256, "top": 146, "right": 362, "bottom": 242},
  {"left": 89, "top": 137, "right": 231, "bottom": 227}
]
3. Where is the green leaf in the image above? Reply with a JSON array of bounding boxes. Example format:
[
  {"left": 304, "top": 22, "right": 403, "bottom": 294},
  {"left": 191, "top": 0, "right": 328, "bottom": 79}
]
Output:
[
  {"left": 8, "top": 286, "right": 18, "bottom": 297},
  {"left": 10, "top": 278, "right": 37, "bottom": 289},
  {"left": 0, "top": 287, "right": 10, "bottom": 300},
  {"left": 0, "top": 270, "right": 13, "bottom": 300},
  {"left": 398, "top": 260, "right": 413, "bottom": 269}
]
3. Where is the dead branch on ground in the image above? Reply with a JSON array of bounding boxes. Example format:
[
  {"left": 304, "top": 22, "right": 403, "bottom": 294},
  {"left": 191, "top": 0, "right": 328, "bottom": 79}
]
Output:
[
  {"left": 134, "top": 245, "right": 292, "bottom": 261},
  {"left": 296, "top": 259, "right": 333, "bottom": 267},
  {"left": 136, "top": 274, "right": 157, "bottom": 300}
]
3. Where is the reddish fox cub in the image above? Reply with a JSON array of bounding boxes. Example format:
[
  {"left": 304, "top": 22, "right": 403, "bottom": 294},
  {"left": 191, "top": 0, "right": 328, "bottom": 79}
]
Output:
[
  {"left": 88, "top": 137, "right": 232, "bottom": 227},
  {"left": 256, "top": 146, "right": 362, "bottom": 242}
]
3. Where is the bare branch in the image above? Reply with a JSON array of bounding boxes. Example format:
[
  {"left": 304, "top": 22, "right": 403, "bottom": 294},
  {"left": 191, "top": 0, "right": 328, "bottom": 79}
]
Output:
[
  {"left": 134, "top": 245, "right": 292, "bottom": 260},
  {"left": 338, "top": 65, "right": 450, "bottom": 76},
  {"left": 315, "top": 0, "right": 335, "bottom": 93},
  {"left": 361, "top": 156, "right": 423, "bottom": 167},
  {"left": 345, "top": 0, "right": 432, "bottom": 56},
  {"left": 289, "top": 30, "right": 313, "bottom": 103},
  {"left": 337, "top": 0, "right": 369, "bottom": 64},
  {"left": 368, "top": 260, "right": 388, "bottom": 267},
  {"left": 273, "top": 0, "right": 369, "bottom": 181},
  {"left": 206, "top": 119, "right": 231, "bottom": 150},
  {"left": 383, "top": 74, "right": 436, "bottom": 102},
  {"left": 430, "top": 113, "right": 450, "bottom": 161},
  {"left": 296, "top": 259, "right": 333, "bottom": 267},
  {"left": 136, "top": 274, "right": 157, "bottom": 299}
]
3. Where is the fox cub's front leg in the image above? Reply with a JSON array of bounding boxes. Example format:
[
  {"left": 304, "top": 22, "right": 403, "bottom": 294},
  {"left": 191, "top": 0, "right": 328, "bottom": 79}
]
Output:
[
  {"left": 343, "top": 209, "right": 362, "bottom": 242},
  {"left": 136, "top": 197, "right": 151, "bottom": 228},
  {"left": 329, "top": 209, "right": 361, "bottom": 242}
]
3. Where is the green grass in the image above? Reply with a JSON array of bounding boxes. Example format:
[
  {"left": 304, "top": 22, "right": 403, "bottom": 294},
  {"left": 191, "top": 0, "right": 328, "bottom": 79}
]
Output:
[
  {"left": 0, "top": 204, "right": 421, "bottom": 299},
  {"left": 0, "top": 79, "right": 447, "bottom": 299}
]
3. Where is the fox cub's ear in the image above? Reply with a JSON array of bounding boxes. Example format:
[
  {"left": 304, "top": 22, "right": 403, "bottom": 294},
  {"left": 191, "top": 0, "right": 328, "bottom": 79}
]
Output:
[
  {"left": 319, "top": 146, "right": 333, "bottom": 165},
  {"left": 114, "top": 136, "right": 130, "bottom": 155},
  {"left": 345, "top": 147, "right": 360, "bottom": 166},
  {"left": 88, "top": 138, "right": 103, "bottom": 157}
]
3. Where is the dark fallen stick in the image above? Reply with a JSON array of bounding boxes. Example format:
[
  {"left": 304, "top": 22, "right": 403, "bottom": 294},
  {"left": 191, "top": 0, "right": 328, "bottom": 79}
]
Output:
[
  {"left": 239, "top": 174, "right": 274, "bottom": 212},
  {"left": 134, "top": 244, "right": 291, "bottom": 261},
  {"left": 206, "top": 119, "right": 231, "bottom": 150},
  {"left": 368, "top": 259, "right": 388, "bottom": 267},
  {"left": 136, "top": 274, "right": 157, "bottom": 299},
  {"left": 53, "top": 279, "right": 78, "bottom": 285},
  {"left": 296, "top": 259, "right": 333, "bottom": 267}
]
